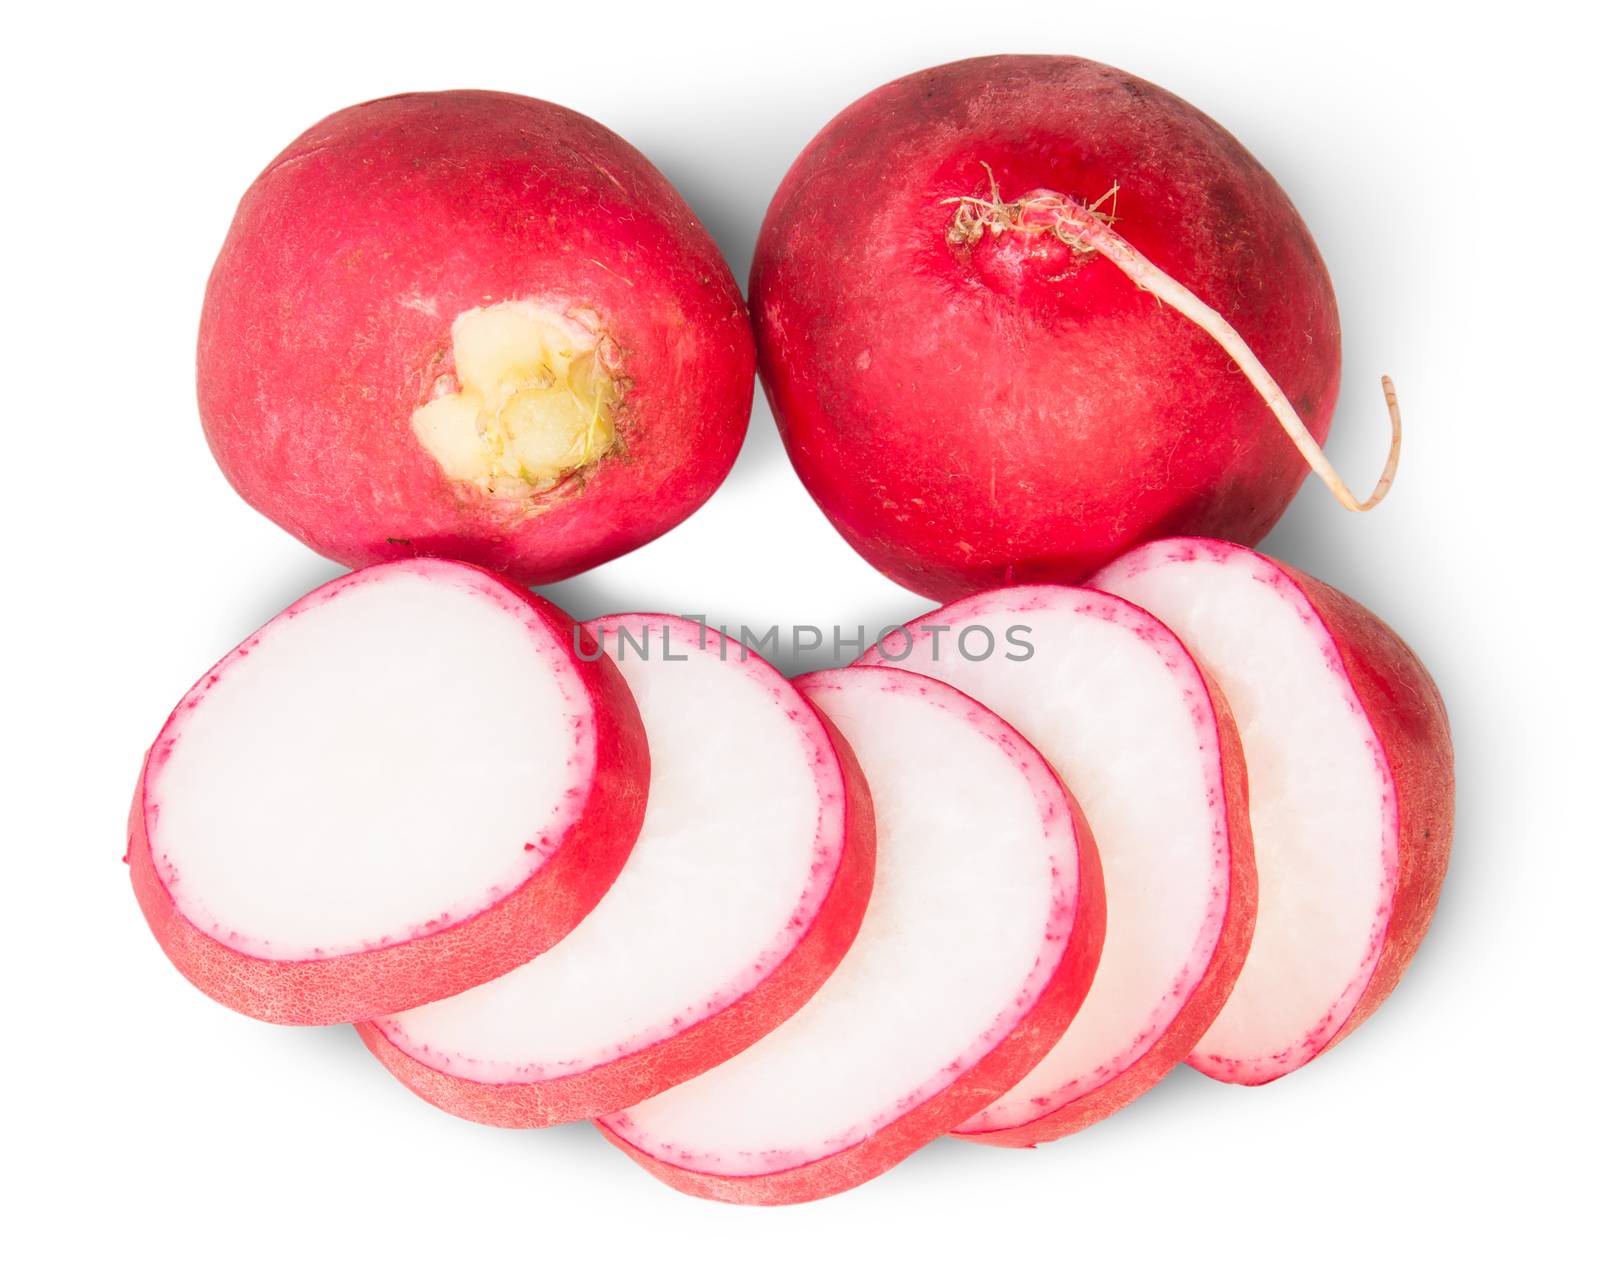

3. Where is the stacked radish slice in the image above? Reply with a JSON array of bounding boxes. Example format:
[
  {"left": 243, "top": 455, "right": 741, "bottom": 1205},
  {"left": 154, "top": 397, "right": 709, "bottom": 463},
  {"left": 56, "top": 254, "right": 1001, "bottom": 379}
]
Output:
[
  {"left": 859, "top": 587, "right": 1257, "bottom": 1143},
  {"left": 602, "top": 667, "right": 1105, "bottom": 1202},
  {"left": 359, "top": 615, "right": 875, "bottom": 1125},
  {"left": 127, "top": 538, "right": 1453, "bottom": 1205},
  {"left": 1089, "top": 540, "right": 1455, "bottom": 1082},
  {"left": 128, "top": 560, "right": 649, "bottom": 1025}
]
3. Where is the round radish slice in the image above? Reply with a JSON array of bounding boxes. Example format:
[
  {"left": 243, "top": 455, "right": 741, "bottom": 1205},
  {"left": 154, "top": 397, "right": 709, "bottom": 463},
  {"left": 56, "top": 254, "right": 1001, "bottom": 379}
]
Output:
[
  {"left": 127, "top": 560, "right": 648, "bottom": 1026},
  {"left": 358, "top": 616, "right": 875, "bottom": 1126},
  {"left": 857, "top": 587, "right": 1254, "bottom": 1145},
  {"left": 599, "top": 666, "right": 1105, "bottom": 1205},
  {"left": 1091, "top": 538, "right": 1453, "bottom": 1083}
]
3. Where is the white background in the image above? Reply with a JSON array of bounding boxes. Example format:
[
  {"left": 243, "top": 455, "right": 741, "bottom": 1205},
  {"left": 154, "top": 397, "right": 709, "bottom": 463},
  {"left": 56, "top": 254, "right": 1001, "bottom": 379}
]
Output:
[{"left": 4, "top": 0, "right": 1593, "bottom": 1268}]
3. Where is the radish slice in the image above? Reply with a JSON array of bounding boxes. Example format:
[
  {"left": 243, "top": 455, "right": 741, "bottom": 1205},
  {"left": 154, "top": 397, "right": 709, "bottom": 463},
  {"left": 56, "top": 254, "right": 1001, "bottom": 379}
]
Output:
[
  {"left": 599, "top": 666, "right": 1105, "bottom": 1205},
  {"left": 857, "top": 587, "right": 1254, "bottom": 1144},
  {"left": 127, "top": 560, "right": 648, "bottom": 1026},
  {"left": 1091, "top": 538, "right": 1453, "bottom": 1083},
  {"left": 358, "top": 616, "right": 875, "bottom": 1126}
]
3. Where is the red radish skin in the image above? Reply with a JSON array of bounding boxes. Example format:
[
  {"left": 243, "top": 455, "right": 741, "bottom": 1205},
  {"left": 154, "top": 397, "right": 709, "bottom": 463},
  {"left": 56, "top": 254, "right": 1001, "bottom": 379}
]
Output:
[
  {"left": 357, "top": 619, "right": 875, "bottom": 1124},
  {"left": 127, "top": 561, "right": 648, "bottom": 1025},
  {"left": 199, "top": 90, "right": 755, "bottom": 584},
  {"left": 753, "top": 56, "right": 1343, "bottom": 601},
  {"left": 1092, "top": 539, "right": 1453, "bottom": 1081},
  {"left": 858, "top": 587, "right": 1255, "bottom": 1142},
  {"left": 600, "top": 668, "right": 1106, "bottom": 1205},
  {"left": 1287, "top": 570, "right": 1452, "bottom": 1061}
]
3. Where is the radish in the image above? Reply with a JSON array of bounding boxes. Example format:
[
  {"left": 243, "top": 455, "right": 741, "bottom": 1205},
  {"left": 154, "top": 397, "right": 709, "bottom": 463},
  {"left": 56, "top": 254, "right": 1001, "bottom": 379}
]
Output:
[
  {"left": 752, "top": 55, "right": 1401, "bottom": 601},
  {"left": 358, "top": 616, "right": 874, "bottom": 1126},
  {"left": 599, "top": 666, "right": 1106, "bottom": 1204},
  {"left": 126, "top": 561, "right": 648, "bottom": 1026},
  {"left": 858, "top": 587, "right": 1254, "bottom": 1144},
  {"left": 199, "top": 90, "right": 755, "bottom": 584},
  {"left": 1091, "top": 539, "right": 1453, "bottom": 1082}
]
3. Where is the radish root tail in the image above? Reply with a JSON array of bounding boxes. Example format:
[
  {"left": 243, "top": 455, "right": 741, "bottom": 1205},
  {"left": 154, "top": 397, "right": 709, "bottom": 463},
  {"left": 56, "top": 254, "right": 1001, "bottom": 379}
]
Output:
[{"left": 944, "top": 177, "right": 1401, "bottom": 512}]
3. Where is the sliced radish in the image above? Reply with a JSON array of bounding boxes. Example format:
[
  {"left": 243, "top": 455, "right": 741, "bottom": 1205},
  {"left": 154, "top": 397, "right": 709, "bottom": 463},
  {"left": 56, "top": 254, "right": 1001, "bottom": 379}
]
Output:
[
  {"left": 1091, "top": 538, "right": 1453, "bottom": 1083},
  {"left": 599, "top": 666, "right": 1105, "bottom": 1204},
  {"left": 358, "top": 616, "right": 875, "bottom": 1126},
  {"left": 857, "top": 587, "right": 1254, "bottom": 1144},
  {"left": 127, "top": 560, "right": 649, "bottom": 1026}
]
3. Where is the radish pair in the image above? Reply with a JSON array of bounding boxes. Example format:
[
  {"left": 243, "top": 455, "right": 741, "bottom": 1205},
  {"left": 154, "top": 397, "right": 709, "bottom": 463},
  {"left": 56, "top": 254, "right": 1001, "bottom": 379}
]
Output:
[
  {"left": 129, "top": 539, "right": 1451, "bottom": 1204},
  {"left": 198, "top": 58, "right": 1401, "bottom": 602}
]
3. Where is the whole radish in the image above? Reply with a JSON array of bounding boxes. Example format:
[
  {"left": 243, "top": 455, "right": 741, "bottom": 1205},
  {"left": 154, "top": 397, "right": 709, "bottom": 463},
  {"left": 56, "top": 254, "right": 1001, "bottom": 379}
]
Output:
[
  {"left": 199, "top": 90, "right": 755, "bottom": 584},
  {"left": 752, "top": 56, "right": 1399, "bottom": 601}
]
